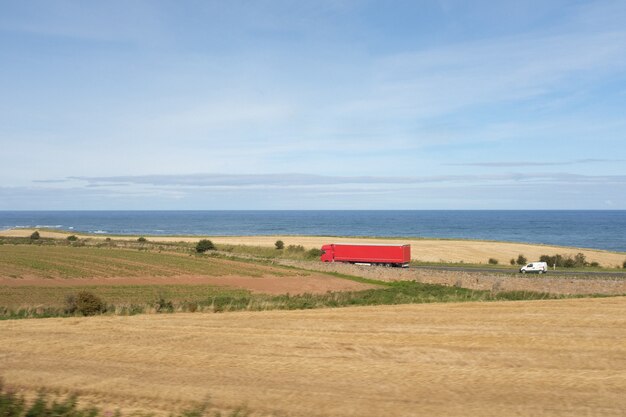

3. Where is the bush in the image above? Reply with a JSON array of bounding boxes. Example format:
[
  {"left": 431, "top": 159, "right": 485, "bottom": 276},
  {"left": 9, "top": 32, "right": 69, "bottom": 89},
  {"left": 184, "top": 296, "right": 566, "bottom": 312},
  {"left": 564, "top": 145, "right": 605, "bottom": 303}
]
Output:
[
  {"left": 286, "top": 244, "right": 305, "bottom": 253},
  {"left": 66, "top": 235, "right": 78, "bottom": 242},
  {"left": 275, "top": 240, "right": 284, "bottom": 250},
  {"left": 154, "top": 298, "right": 174, "bottom": 313},
  {"left": 30, "top": 231, "right": 40, "bottom": 240},
  {"left": 623, "top": 260, "right": 626, "bottom": 269},
  {"left": 516, "top": 254, "right": 527, "bottom": 266},
  {"left": 195, "top": 239, "right": 215, "bottom": 253},
  {"left": 137, "top": 237, "right": 147, "bottom": 243},
  {"left": 488, "top": 258, "right": 498, "bottom": 265},
  {"left": 590, "top": 261, "right": 600, "bottom": 267},
  {"left": 306, "top": 248, "right": 323, "bottom": 259},
  {"left": 574, "top": 253, "right": 588, "bottom": 267},
  {"left": 65, "top": 291, "right": 106, "bottom": 316},
  {"left": 540, "top": 253, "right": 589, "bottom": 268},
  {"left": 510, "top": 258, "right": 515, "bottom": 265}
]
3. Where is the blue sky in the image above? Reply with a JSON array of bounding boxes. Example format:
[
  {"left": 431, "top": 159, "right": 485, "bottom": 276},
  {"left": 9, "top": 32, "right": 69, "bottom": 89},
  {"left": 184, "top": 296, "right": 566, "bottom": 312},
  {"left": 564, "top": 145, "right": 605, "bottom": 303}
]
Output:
[{"left": 1, "top": 0, "right": 625, "bottom": 209}]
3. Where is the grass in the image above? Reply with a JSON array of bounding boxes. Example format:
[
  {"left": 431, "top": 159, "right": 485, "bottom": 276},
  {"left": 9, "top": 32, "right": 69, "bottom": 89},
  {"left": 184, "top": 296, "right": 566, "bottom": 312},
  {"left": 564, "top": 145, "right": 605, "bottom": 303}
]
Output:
[
  {"left": 0, "top": 279, "right": 576, "bottom": 320},
  {"left": 0, "top": 244, "right": 287, "bottom": 279},
  {"left": 0, "top": 379, "right": 248, "bottom": 417},
  {"left": 0, "top": 284, "right": 249, "bottom": 309},
  {"left": 1, "top": 241, "right": 620, "bottom": 320}
]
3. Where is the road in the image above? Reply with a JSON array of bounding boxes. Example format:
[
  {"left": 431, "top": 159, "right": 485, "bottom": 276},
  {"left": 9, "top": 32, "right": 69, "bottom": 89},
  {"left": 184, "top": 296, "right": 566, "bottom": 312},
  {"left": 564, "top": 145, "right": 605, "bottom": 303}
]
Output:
[{"left": 411, "top": 265, "right": 626, "bottom": 278}]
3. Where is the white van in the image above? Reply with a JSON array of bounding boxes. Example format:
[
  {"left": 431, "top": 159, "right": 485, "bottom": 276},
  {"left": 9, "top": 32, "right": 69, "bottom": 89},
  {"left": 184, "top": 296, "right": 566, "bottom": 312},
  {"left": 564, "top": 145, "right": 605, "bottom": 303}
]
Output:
[{"left": 519, "top": 262, "right": 548, "bottom": 274}]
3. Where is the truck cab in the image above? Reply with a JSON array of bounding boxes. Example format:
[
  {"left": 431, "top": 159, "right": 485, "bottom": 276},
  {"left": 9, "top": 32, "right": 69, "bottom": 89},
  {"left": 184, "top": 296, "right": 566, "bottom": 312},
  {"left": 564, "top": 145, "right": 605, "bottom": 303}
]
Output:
[
  {"left": 320, "top": 245, "right": 333, "bottom": 262},
  {"left": 519, "top": 262, "right": 548, "bottom": 274}
]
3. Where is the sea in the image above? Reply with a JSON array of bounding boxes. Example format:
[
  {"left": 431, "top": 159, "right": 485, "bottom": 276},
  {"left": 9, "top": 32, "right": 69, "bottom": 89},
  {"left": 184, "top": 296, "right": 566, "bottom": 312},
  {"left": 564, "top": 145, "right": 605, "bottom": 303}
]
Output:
[{"left": 0, "top": 210, "right": 625, "bottom": 252}]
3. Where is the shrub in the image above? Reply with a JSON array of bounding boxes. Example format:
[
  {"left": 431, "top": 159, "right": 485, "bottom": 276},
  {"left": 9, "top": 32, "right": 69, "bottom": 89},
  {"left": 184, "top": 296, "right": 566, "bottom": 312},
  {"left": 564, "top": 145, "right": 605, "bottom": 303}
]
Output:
[
  {"left": 590, "top": 261, "right": 600, "bottom": 267},
  {"left": 195, "top": 239, "right": 215, "bottom": 253},
  {"left": 154, "top": 298, "right": 174, "bottom": 313},
  {"left": 105, "top": 237, "right": 111, "bottom": 242},
  {"left": 562, "top": 257, "right": 575, "bottom": 268},
  {"left": 516, "top": 254, "right": 527, "bottom": 266},
  {"left": 137, "top": 237, "right": 147, "bottom": 243},
  {"left": 306, "top": 248, "right": 323, "bottom": 259},
  {"left": 623, "top": 260, "right": 626, "bottom": 269},
  {"left": 30, "top": 231, "right": 40, "bottom": 240},
  {"left": 488, "top": 258, "right": 498, "bottom": 265},
  {"left": 65, "top": 291, "right": 106, "bottom": 316},
  {"left": 66, "top": 235, "right": 78, "bottom": 242},
  {"left": 540, "top": 253, "right": 591, "bottom": 268},
  {"left": 510, "top": 258, "right": 516, "bottom": 265},
  {"left": 275, "top": 240, "right": 284, "bottom": 250},
  {"left": 286, "top": 244, "right": 305, "bottom": 253},
  {"left": 574, "top": 252, "right": 587, "bottom": 267}
]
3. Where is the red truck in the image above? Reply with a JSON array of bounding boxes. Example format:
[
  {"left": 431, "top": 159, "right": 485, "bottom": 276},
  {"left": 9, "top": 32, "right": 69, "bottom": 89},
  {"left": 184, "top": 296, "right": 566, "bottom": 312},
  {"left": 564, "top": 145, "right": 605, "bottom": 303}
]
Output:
[{"left": 320, "top": 243, "right": 411, "bottom": 267}]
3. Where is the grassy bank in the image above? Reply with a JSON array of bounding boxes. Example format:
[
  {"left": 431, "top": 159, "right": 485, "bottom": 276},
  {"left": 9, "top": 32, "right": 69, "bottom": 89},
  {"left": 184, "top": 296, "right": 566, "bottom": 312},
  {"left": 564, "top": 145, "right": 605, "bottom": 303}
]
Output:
[{"left": 0, "top": 279, "right": 574, "bottom": 320}]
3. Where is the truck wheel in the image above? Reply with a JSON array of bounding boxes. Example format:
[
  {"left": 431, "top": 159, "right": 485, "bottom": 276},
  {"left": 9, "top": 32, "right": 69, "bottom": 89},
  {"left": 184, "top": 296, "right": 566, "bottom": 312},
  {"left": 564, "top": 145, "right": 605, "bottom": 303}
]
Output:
[
  {"left": 522, "top": 270, "right": 526, "bottom": 274},
  {"left": 538, "top": 270, "right": 543, "bottom": 274}
]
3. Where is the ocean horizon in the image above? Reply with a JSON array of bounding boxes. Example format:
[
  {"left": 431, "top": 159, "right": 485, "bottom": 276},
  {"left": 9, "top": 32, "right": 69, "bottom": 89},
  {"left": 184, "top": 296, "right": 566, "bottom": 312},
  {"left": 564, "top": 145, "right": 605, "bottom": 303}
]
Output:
[{"left": 1, "top": 210, "right": 625, "bottom": 252}]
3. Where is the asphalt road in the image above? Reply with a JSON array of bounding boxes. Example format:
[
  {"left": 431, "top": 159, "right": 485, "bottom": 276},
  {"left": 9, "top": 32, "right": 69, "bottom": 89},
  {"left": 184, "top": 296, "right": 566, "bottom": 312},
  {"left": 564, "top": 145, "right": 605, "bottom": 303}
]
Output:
[{"left": 411, "top": 265, "right": 626, "bottom": 278}]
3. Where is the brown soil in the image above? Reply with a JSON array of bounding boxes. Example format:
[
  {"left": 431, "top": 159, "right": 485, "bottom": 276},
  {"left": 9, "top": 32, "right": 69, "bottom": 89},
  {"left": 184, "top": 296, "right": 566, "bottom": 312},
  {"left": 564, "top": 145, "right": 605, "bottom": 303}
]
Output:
[
  {"left": 0, "top": 273, "right": 375, "bottom": 295},
  {"left": 2, "top": 297, "right": 625, "bottom": 417}
]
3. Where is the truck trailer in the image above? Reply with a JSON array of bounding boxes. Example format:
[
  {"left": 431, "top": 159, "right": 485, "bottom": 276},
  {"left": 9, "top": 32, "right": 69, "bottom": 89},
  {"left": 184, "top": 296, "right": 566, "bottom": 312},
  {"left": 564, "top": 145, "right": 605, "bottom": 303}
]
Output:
[{"left": 320, "top": 243, "right": 411, "bottom": 267}]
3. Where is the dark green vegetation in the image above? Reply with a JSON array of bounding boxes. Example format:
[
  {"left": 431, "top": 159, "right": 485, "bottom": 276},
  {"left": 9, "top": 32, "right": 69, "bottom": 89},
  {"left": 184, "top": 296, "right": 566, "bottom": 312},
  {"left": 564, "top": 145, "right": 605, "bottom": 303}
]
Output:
[
  {"left": 196, "top": 239, "right": 216, "bottom": 253},
  {"left": 0, "top": 379, "right": 248, "bottom": 417},
  {"left": 275, "top": 239, "right": 284, "bottom": 250},
  {"left": 539, "top": 252, "right": 591, "bottom": 268},
  {"left": 64, "top": 291, "right": 107, "bottom": 316}
]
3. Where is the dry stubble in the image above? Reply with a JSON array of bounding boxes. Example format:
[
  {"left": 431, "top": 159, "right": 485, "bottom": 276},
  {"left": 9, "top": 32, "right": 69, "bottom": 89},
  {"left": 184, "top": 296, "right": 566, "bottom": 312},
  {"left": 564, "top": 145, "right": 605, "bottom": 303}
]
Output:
[{"left": 1, "top": 297, "right": 625, "bottom": 416}]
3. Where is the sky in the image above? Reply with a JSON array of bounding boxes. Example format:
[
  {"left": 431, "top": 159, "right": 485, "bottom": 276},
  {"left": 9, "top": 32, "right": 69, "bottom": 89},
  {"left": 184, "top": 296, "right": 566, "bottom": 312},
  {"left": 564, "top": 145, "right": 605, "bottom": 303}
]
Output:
[{"left": 1, "top": 0, "right": 625, "bottom": 210}]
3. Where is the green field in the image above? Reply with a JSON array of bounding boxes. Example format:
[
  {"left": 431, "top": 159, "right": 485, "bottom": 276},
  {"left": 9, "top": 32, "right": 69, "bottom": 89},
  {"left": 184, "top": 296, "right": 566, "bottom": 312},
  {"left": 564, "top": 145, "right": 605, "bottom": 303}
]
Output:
[{"left": 0, "top": 244, "right": 290, "bottom": 279}]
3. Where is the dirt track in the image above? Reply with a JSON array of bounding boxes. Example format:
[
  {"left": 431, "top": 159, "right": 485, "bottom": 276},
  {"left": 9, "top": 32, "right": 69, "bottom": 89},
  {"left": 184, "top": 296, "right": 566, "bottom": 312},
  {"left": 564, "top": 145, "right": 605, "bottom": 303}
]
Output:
[{"left": 1, "top": 297, "right": 625, "bottom": 417}]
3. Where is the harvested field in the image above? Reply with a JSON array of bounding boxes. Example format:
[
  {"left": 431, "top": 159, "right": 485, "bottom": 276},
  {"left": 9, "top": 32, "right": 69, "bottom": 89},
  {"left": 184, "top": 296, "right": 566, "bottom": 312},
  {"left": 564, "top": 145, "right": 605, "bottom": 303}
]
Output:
[
  {"left": 1, "top": 297, "right": 624, "bottom": 417},
  {"left": 3, "top": 228, "right": 625, "bottom": 267}
]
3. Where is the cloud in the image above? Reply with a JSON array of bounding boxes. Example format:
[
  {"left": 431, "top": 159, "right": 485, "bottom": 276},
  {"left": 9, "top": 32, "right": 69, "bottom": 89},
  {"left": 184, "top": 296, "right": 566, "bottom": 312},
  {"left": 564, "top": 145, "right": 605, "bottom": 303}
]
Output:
[
  {"left": 6, "top": 170, "right": 626, "bottom": 210},
  {"left": 446, "top": 159, "right": 626, "bottom": 167},
  {"left": 66, "top": 172, "right": 626, "bottom": 188}
]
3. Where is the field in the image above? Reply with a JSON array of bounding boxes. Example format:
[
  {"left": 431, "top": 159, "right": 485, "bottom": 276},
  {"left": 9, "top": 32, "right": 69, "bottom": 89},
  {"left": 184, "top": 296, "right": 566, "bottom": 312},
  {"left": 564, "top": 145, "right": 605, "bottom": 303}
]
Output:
[
  {"left": 0, "top": 244, "right": 384, "bottom": 313},
  {"left": 2, "top": 243, "right": 575, "bottom": 320},
  {"left": 2, "top": 228, "right": 625, "bottom": 267},
  {"left": 1, "top": 297, "right": 625, "bottom": 417},
  {"left": 1, "top": 238, "right": 624, "bottom": 416}
]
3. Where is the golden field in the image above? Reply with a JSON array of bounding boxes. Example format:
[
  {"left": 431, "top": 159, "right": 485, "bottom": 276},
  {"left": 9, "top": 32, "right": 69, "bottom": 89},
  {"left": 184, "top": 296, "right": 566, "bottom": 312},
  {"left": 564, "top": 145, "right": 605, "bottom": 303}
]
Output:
[
  {"left": 1, "top": 297, "right": 625, "bottom": 417},
  {"left": 2, "top": 228, "right": 626, "bottom": 267}
]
